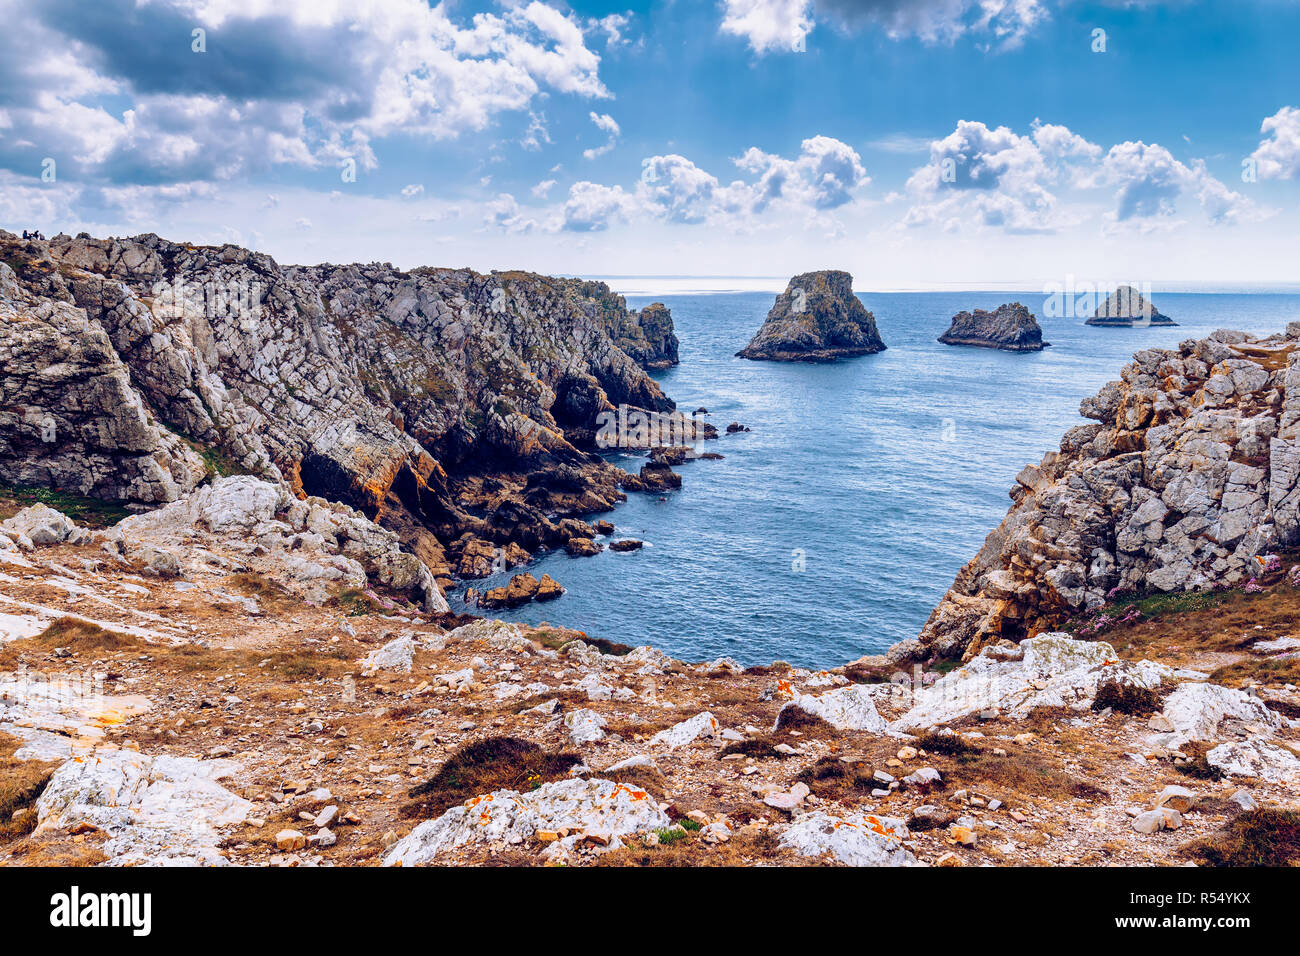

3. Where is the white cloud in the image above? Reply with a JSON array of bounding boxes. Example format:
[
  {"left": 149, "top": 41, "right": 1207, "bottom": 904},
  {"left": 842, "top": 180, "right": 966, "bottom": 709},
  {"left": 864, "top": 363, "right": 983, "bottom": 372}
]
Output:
[
  {"left": 583, "top": 112, "right": 621, "bottom": 160},
  {"left": 486, "top": 193, "right": 537, "bottom": 233},
  {"left": 720, "top": 0, "right": 1048, "bottom": 54},
  {"left": 0, "top": 0, "right": 610, "bottom": 183},
  {"left": 562, "top": 181, "right": 637, "bottom": 231},
  {"left": 720, "top": 0, "right": 814, "bottom": 54},
  {"left": 1091, "top": 141, "right": 1259, "bottom": 226},
  {"left": 1251, "top": 106, "right": 1300, "bottom": 180},
  {"left": 531, "top": 178, "right": 557, "bottom": 198},
  {"left": 400, "top": 184, "right": 425, "bottom": 199}
]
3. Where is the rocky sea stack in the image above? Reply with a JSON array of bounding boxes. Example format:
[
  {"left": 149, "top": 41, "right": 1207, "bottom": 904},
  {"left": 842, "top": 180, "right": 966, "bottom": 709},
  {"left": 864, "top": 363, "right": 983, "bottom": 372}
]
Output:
[
  {"left": 1087, "top": 286, "right": 1176, "bottom": 327},
  {"left": 938, "top": 302, "right": 1047, "bottom": 352},
  {"left": 0, "top": 230, "right": 711, "bottom": 594},
  {"left": 736, "top": 270, "right": 885, "bottom": 362}
]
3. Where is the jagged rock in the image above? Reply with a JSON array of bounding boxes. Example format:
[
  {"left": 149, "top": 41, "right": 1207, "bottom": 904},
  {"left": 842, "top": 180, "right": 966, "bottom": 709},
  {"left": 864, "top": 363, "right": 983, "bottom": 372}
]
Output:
[
  {"left": 360, "top": 635, "right": 416, "bottom": 675},
  {"left": 35, "top": 749, "right": 251, "bottom": 865},
  {"left": 919, "top": 328, "right": 1299, "bottom": 658},
  {"left": 479, "top": 572, "right": 540, "bottom": 609},
  {"left": 103, "top": 476, "right": 447, "bottom": 611},
  {"left": 0, "top": 503, "right": 90, "bottom": 549},
  {"left": 638, "top": 460, "right": 681, "bottom": 491},
  {"left": 647, "top": 711, "right": 718, "bottom": 750},
  {"left": 737, "top": 271, "right": 886, "bottom": 362},
  {"left": 939, "top": 302, "right": 1047, "bottom": 352},
  {"left": 563, "top": 708, "right": 608, "bottom": 744},
  {"left": 609, "top": 539, "right": 643, "bottom": 552},
  {"left": 564, "top": 537, "right": 602, "bottom": 557},
  {"left": 1206, "top": 737, "right": 1300, "bottom": 783},
  {"left": 383, "top": 777, "right": 671, "bottom": 865},
  {"left": 0, "top": 231, "right": 685, "bottom": 591},
  {"left": 779, "top": 811, "right": 918, "bottom": 866},
  {"left": 776, "top": 684, "right": 888, "bottom": 733},
  {"left": 535, "top": 574, "right": 564, "bottom": 601},
  {"left": 1155, "top": 682, "right": 1284, "bottom": 746},
  {"left": 893, "top": 634, "right": 1168, "bottom": 732},
  {"left": 1087, "top": 286, "right": 1177, "bottom": 327}
]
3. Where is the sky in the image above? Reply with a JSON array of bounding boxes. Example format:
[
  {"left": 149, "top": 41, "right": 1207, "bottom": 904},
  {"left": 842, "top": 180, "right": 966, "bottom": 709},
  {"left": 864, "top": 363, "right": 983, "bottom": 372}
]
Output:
[{"left": 1, "top": 0, "right": 1299, "bottom": 287}]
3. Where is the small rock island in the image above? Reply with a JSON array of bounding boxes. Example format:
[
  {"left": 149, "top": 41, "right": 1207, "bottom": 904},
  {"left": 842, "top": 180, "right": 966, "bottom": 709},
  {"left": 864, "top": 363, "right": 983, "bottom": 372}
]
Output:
[
  {"left": 736, "top": 270, "right": 886, "bottom": 362},
  {"left": 1087, "top": 286, "right": 1177, "bottom": 327},
  {"left": 938, "top": 302, "right": 1048, "bottom": 352}
]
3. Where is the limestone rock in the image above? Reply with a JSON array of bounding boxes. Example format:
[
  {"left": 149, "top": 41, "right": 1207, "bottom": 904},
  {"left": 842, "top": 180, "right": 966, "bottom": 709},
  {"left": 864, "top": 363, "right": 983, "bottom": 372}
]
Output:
[
  {"left": 776, "top": 684, "right": 888, "bottom": 733},
  {"left": 1, "top": 504, "right": 90, "bottom": 548},
  {"left": 360, "top": 635, "right": 416, "bottom": 675},
  {"left": 647, "top": 711, "right": 718, "bottom": 750},
  {"left": 779, "top": 811, "right": 918, "bottom": 866},
  {"left": 1206, "top": 737, "right": 1300, "bottom": 783},
  {"left": 383, "top": 777, "right": 671, "bottom": 866}
]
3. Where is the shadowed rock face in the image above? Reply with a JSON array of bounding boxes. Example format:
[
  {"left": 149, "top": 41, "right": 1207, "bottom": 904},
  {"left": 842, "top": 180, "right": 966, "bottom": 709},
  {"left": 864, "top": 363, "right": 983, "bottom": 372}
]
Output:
[
  {"left": 914, "top": 325, "right": 1300, "bottom": 662},
  {"left": 939, "top": 302, "right": 1047, "bottom": 352},
  {"left": 1087, "top": 286, "right": 1177, "bottom": 327},
  {"left": 0, "top": 230, "right": 703, "bottom": 588},
  {"left": 613, "top": 302, "right": 679, "bottom": 369},
  {"left": 737, "top": 270, "right": 885, "bottom": 362}
]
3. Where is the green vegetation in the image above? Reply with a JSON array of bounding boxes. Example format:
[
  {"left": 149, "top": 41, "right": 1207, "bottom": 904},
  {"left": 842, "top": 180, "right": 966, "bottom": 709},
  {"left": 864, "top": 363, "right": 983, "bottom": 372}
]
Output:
[{"left": 0, "top": 484, "right": 131, "bottom": 528}]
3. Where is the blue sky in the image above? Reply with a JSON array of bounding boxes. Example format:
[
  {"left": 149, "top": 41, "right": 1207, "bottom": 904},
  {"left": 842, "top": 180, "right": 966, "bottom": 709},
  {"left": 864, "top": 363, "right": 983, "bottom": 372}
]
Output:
[{"left": 1, "top": 0, "right": 1298, "bottom": 285}]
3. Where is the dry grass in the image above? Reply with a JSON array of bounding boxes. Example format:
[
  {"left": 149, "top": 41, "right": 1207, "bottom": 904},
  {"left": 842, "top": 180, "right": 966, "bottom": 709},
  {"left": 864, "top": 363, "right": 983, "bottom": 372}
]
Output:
[
  {"left": 593, "top": 829, "right": 808, "bottom": 867},
  {"left": 0, "top": 733, "right": 57, "bottom": 841},
  {"left": 401, "top": 737, "right": 580, "bottom": 820},
  {"left": 795, "top": 756, "right": 880, "bottom": 801},
  {"left": 1174, "top": 741, "right": 1226, "bottom": 781},
  {"left": 1185, "top": 809, "right": 1300, "bottom": 866},
  {"left": 1210, "top": 655, "right": 1300, "bottom": 689},
  {"left": 1091, "top": 680, "right": 1162, "bottom": 716},
  {"left": 912, "top": 730, "right": 1107, "bottom": 801}
]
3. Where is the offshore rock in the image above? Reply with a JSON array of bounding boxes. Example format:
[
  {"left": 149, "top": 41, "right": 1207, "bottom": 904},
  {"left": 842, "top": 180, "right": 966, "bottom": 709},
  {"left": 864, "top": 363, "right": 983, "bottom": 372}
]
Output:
[
  {"left": 737, "top": 271, "right": 885, "bottom": 362},
  {"left": 939, "top": 302, "right": 1047, "bottom": 352},
  {"left": 1087, "top": 286, "right": 1177, "bottom": 327}
]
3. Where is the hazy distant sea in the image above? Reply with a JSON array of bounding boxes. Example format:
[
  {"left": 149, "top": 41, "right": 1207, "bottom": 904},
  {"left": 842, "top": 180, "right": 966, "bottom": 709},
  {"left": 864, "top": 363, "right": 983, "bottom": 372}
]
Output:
[{"left": 450, "top": 284, "right": 1300, "bottom": 668}]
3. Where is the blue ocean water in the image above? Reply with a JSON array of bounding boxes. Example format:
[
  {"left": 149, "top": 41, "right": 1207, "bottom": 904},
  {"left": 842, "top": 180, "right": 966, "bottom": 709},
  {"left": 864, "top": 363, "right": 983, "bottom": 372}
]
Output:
[{"left": 451, "top": 290, "right": 1300, "bottom": 668}]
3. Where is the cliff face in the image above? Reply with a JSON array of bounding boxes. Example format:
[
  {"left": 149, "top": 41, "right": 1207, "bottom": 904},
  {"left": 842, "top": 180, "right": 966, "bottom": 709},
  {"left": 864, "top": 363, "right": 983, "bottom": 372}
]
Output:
[
  {"left": 915, "top": 325, "right": 1300, "bottom": 660},
  {"left": 612, "top": 301, "right": 679, "bottom": 370},
  {"left": 736, "top": 271, "right": 885, "bottom": 362},
  {"left": 939, "top": 302, "right": 1047, "bottom": 352},
  {"left": 0, "top": 231, "right": 695, "bottom": 587},
  {"left": 1088, "top": 286, "right": 1177, "bottom": 327}
]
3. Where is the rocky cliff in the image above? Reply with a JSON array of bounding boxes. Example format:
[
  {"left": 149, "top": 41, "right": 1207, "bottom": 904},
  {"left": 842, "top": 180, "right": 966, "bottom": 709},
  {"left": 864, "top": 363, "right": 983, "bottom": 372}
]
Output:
[
  {"left": 0, "top": 230, "right": 701, "bottom": 590},
  {"left": 1087, "top": 286, "right": 1177, "bottom": 327},
  {"left": 938, "top": 302, "right": 1047, "bottom": 352},
  {"left": 912, "top": 325, "right": 1300, "bottom": 660},
  {"left": 736, "top": 271, "right": 885, "bottom": 362}
]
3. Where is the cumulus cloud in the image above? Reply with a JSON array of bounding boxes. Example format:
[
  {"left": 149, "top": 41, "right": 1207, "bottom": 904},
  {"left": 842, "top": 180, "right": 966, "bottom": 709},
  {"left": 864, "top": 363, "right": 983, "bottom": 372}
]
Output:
[
  {"left": 902, "top": 118, "right": 1259, "bottom": 232},
  {"left": 583, "top": 112, "right": 621, "bottom": 160},
  {"left": 562, "top": 181, "right": 637, "bottom": 231},
  {"left": 1090, "top": 141, "right": 1258, "bottom": 226},
  {"left": 720, "top": 0, "right": 815, "bottom": 54},
  {"left": 719, "top": 0, "right": 1048, "bottom": 53},
  {"left": 1250, "top": 106, "right": 1300, "bottom": 180},
  {"left": 486, "top": 193, "right": 538, "bottom": 233},
  {"left": 540, "top": 136, "right": 867, "bottom": 233},
  {"left": 0, "top": 0, "right": 610, "bottom": 184}
]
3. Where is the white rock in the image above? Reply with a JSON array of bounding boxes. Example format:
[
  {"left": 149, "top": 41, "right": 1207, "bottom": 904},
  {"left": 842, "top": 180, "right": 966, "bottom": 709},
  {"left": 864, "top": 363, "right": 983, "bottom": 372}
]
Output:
[
  {"left": 383, "top": 777, "right": 671, "bottom": 866},
  {"left": 1, "top": 503, "right": 88, "bottom": 548},
  {"left": 893, "top": 634, "right": 1167, "bottom": 732},
  {"left": 359, "top": 635, "right": 415, "bottom": 675},
  {"left": 775, "top": 684, "right": 888, "bottom": 733},
  {"left": 1206, "top": 737, "right": 1300, "bottom": 783},
  {"left": 780, "top": 811, "right": 918, "bottom": 866},
  {"left": 563, "top": 708, "right": 607, "bottom": 744},
  {"left": 648, "top": 711, "right": 718, "bottom": 750},
  {"left": 1157, "top": 682, "right": 1284, "bottom": 746}
]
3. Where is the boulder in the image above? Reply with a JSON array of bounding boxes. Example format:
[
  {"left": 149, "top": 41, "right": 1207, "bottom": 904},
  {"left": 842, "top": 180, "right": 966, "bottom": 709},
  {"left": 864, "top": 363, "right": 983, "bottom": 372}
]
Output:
[
  {"left": 779, "top": 811, "right": 918, "bottom": 866},
  {"left": 383, "top": 777, "right": 671, "bottom": 866}
]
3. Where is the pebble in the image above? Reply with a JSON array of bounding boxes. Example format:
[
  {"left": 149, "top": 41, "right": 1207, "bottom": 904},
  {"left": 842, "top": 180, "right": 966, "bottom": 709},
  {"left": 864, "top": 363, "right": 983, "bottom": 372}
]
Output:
[{"left": 276, "top": 829, "right": 307, "bottom": 851}]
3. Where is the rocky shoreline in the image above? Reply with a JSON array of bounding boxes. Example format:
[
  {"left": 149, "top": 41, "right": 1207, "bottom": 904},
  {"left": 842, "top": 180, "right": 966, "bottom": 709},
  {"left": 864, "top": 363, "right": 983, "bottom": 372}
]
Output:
[
  {"left": 0, "top": 230, "right": 716, "bottom": 605},
  {"left": 2, "top": 233, "right": 1298, "bottom": 867}
]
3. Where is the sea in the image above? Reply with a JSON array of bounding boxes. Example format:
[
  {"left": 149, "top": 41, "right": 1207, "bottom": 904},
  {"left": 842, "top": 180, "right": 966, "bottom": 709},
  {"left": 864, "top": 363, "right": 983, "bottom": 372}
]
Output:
[{"left": 448, "top": 283, "right": 1300, "bottom": 668}]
